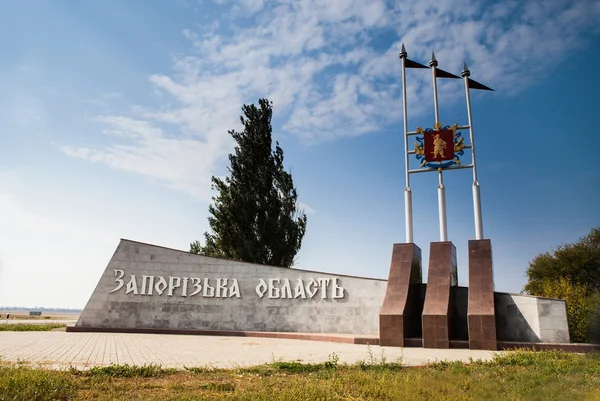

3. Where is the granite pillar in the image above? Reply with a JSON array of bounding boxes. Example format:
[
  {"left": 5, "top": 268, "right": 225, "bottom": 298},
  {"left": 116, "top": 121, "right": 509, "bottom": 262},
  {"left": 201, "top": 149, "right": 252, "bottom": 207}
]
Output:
[
  {"left": 468, "top": 239, "right": 497, "bottom": 350},
  {"left": 422, "top": 242, "right": 457, "bottom": 349},
  {"left": 379, "top": 243, "right": 422, "bottom": 347}
]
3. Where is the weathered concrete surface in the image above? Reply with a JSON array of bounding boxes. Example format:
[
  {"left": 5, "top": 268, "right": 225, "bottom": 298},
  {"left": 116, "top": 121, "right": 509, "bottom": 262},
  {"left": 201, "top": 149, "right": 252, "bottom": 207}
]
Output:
[
  {"left": 0, "top": 331, "right": 499, "bottom": 369},
  {"left": 495, "top": 293, "right": 570, "bottom": 343},
  {"left": 76, "top": 240, "right": 387, "bottom": 335}
]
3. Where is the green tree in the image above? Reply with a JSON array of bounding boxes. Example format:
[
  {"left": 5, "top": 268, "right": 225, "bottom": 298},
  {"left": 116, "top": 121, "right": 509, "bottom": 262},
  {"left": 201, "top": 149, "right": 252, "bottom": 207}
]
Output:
[
  {"left": 190, "top": 98, "right": 307, "bottom": 267},
  {"left": 524, "top": 226, "right": 600, "bottom": 343},
  {"left": 524, "top": 227, "right": 600, "bottom": 295}
]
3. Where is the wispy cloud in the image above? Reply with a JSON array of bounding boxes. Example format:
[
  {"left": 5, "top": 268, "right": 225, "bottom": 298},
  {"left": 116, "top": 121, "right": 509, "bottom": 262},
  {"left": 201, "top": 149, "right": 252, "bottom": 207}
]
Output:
[
  {"left": 62, "top": 116, "right": 223, "bottom": 201},
  {"left": 62, "top": 0, "right": 600, "bottom": 201},
  {"left": 81, "top": 92, "right": 123, "bottom": 108},
  {"left": 297, "top": 201, "right": 316, "bottom": 215}
]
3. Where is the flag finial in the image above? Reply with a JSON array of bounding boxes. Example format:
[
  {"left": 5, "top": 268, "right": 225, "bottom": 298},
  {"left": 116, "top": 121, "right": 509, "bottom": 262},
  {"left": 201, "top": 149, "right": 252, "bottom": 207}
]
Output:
[
  {"left": 462, "top": 62, "right": 470, "bottom": 78},
  {"left": 429, "top": 51, "right": 438, "bottom": 67},
  {"left": 400, "top": 43, "right": 407, "bottom": 59}
]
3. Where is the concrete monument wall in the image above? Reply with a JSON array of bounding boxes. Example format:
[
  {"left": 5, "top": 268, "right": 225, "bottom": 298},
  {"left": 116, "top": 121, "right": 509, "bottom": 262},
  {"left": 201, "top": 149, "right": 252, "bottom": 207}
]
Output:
[
  {"left": 495, "top": 293, "right": 570, "bottom": 343},
  {"left": 75, "top": 239, "right": 570, "bottom": 343},
  {"left": 76, "top": 239, "right": 387, "bottom": 335}
]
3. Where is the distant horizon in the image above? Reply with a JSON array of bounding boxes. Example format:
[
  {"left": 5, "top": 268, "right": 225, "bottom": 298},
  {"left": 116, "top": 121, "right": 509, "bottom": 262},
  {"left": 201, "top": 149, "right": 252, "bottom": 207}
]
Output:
[{"left": 0, "top": 306, "right": 82, "bottom": 312}]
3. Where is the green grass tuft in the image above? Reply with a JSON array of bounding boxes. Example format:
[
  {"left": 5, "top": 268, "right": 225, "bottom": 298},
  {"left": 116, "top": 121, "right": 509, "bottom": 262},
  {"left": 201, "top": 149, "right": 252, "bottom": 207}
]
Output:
[
  {"left": 88, "top": 363, "right": 178, "bottom": 378},
  {"left": 0, "top": 323, "right": 66, "bottom": 332}
]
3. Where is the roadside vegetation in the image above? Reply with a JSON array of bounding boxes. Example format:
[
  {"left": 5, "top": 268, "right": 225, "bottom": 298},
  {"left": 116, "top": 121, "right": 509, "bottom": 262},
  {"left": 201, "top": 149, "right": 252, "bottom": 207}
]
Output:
[
  {"left": 0, "top": 350, "right": 598, "bottom": 400},
  {"left": 0, "top": 323, "right": 66, "bottom": 332},
  {"left": 524, "top": 226, "right": 600, "bottom": 343}
]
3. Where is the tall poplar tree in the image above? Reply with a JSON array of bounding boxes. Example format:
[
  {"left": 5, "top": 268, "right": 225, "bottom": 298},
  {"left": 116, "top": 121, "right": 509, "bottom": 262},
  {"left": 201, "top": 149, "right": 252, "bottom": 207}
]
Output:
[{"left": 190, "top": 98, "right": 307, "bottom": 267}]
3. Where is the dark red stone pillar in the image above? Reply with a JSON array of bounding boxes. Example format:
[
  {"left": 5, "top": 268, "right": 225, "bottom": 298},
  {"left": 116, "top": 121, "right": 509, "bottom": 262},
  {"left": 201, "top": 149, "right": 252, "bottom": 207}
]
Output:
[
  {"left": 468, "top": 239, "right": 497, "bottom": 350},
  {"left": 379, "top": 243, "right": 422, "bottom": 347},
  {"left": 422, "top": 242, "right": 457, "bottom": 349}
]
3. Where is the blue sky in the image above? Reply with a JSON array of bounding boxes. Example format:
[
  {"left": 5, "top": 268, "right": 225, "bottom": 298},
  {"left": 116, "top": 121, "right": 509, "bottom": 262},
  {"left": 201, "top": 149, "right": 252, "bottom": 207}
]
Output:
[{"left": 0, "top": 0, "right": 599, "bottom": 309}]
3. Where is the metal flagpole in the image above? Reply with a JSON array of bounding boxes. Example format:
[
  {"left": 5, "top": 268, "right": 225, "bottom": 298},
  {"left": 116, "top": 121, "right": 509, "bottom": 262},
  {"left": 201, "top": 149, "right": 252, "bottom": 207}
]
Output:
[
  {"left": 462, "top": 62, "right": 483, "bottom": 240},
  {"left": 430, "top": 52, "right": 440, "bottom": 123},
  {"left": 429, "top": 52, "right": 448, "bottom": 242},
  {"left": 438, "top": 170, "right": 448, "bottom": 241},
  {"left": 400, "top": 44, "right": 413, "bottom": 244}
]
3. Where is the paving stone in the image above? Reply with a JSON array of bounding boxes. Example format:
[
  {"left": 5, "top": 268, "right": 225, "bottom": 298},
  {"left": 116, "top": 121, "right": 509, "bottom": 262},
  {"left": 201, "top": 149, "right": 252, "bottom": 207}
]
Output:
[{"left": 0, "top": 332, "right": 498, "bottom": 369}]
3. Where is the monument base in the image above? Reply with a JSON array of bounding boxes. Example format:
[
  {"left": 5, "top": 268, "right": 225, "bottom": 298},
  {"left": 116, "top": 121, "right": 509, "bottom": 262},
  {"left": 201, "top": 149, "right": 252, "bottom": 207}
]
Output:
[
  {"left": 468, "top": 239, "right": 497, "bottom": 350},
  {"left": 422, "top": 242, "right": 457, "bottom": 349},
  {"left": 379, "top": 243, "right": 422, "bottom": 347}
]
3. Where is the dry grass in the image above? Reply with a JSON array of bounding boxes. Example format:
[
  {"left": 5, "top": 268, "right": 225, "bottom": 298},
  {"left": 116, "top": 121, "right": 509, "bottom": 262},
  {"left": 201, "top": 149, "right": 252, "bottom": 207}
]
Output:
[{"left": 0, "top": 350, "right": 598, "bottom": 400}]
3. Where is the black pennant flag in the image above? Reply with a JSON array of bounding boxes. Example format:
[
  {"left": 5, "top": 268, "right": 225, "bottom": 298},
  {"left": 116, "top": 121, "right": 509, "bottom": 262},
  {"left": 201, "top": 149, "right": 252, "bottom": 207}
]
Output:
[
  {"left": 468, "top": 78, "right": 494, "bottom": 91},
  {"left": 405, "top": 58, "right": 428, "bottom": 69},
  {"left": 436, "top": 68, "right": 460, "bottom": 79}
]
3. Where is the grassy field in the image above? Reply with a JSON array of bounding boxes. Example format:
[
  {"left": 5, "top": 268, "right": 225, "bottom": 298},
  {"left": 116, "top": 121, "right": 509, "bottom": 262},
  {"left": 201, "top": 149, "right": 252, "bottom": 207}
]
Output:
[
  {"left": 0, "top": 323, "right": 67, "bottom": 331},
  {"left": 0, "top": 350, "right": 598, "bottom": 400}
]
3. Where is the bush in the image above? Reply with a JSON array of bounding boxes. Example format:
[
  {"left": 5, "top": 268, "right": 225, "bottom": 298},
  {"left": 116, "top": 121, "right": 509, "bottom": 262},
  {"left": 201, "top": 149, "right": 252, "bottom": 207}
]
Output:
[{"left": 588, "top": 293, "right": 600, "bottom": 343}]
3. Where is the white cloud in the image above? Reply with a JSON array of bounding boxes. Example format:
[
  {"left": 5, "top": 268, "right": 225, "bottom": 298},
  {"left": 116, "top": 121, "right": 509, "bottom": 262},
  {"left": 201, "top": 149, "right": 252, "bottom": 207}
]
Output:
[
  {"left": 62, "top": 116, "right": 224, "bottom": 202},
  {"left": 62, "top": 0, "right": 600, "bottom": 200},
  {"left": 297, "top": 201, "right": 316, "bottom": 215}
]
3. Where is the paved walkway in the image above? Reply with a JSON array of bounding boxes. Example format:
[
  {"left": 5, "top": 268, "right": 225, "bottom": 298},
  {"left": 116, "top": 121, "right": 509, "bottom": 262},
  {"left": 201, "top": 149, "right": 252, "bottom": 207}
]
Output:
[{"left": 0, "top": 332, "right": 500, "bottom": 370}]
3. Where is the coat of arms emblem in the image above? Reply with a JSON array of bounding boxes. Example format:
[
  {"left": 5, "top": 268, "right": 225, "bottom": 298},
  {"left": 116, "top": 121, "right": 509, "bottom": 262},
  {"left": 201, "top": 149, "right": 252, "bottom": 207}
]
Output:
[{"left": 414, "top": 122, "right": 465, "bottom": 170}]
